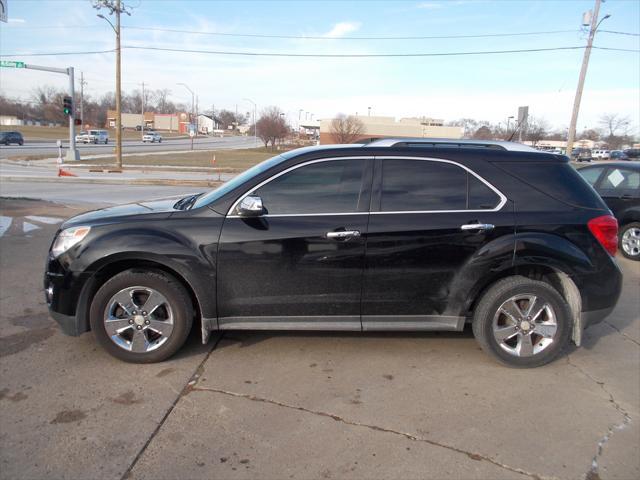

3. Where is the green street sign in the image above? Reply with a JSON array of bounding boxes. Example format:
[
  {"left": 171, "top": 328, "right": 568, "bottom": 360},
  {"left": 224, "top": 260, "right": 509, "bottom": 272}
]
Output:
[{"left": 0, "top": 60, "right": 25, "bottom": 68}]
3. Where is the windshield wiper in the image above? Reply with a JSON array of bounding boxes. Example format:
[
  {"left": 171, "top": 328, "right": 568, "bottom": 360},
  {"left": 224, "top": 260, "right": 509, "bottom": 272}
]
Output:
[{"left": 173, "top": 193, "right": 203, "bottom": 210}]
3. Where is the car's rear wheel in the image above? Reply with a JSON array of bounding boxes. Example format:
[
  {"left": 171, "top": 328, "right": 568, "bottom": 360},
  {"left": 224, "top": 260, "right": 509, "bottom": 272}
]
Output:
[
  {"left": 472, "top": 276, "right": 572, "bottom": 368},
  {"left": 619, "top": 222, "right": 640, "bottom": 260},
  {"left": 90, "top": 269, "right": 193, "bottom": 363}
]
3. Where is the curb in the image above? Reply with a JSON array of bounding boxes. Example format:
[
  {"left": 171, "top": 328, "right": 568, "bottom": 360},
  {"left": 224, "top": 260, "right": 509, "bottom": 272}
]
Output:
[{"left": 1, "top": 175, "right": 223, "bottom": 187}]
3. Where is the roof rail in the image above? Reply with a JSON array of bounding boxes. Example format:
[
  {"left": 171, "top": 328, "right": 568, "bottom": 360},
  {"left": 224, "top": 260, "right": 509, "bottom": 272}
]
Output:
[{"left": 367, "top": 137, "right": 540, "bottom": 153}]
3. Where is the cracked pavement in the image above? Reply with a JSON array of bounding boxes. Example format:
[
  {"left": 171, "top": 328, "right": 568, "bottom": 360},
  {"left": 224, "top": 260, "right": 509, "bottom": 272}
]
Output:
[{"left": 1, "top": 198, "right": 639, "bottom": 480}]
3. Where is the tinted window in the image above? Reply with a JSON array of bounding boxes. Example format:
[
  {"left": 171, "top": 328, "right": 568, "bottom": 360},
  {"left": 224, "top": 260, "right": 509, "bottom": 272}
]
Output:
[
  {"left": 578, "top": 167, "right": 604, "bottom": 186},
  {"left": 500, "top": 162, "right": 606, "bottom": 210},
  {"left": 381, "top": 160, "right": 466, "bottom": 211},
  {"left": 601, "top": 168, "right": 639, "bottom": 191},
  {"left": 468, "top": 174, "right": 501, "bottom": 209},
  {"left": 255, "top": 159, "right": 365, "bottom": 214}
]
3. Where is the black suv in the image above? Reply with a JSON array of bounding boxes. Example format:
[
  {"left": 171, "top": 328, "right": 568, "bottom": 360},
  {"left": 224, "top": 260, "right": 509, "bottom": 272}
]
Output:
[
  {"left": 578, "top": 161, "right": 640, "bottom": 260},
  {"left": 45, "top": 139, "right": 623, "bottom": 367},
  {"left": 0, "top": 131, "right": 24, "bottom": 146}
]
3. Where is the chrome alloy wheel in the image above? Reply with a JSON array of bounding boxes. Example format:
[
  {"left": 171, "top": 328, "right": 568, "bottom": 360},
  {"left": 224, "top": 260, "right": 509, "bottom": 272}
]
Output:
[
  {"left": 103, "top": 286, "right": 174, "bottom": 353},
  {"left": 492, "top": 294, "right": 557, "bottom": 357},
  {"left": 621, "top": 227, "right": 640, "bottom": 258}
]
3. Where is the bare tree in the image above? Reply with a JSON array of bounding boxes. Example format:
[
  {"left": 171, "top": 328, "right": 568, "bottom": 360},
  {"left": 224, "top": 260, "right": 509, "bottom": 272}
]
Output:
[
  {"left": 472, "top": 125, "right": 493, "bottom": 140},
  {"left": 153, "top": 89, "right": 172, "bottom": 113},
  {"left": 599, "top": 113, "right": 631, "bottom": 138},
  {"left": 599, "top": 113, "right": 632, "bottom": 149},
  {"left": 330, "top": 114, "right": 365, "bottom": 143},
  {"left": 524, "top": 117, "right": 550, "bottom": 147},
  {"left": 578, "top": 128, "right": 601, "bottom": 141},
  {"left": 256, "top": 106, "right": 289, "bottom": 149}
]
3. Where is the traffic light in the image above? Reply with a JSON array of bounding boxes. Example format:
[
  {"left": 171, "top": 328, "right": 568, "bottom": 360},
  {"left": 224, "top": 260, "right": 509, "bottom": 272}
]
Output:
[
  {"left": 63, "top": 96, "right": 73, "bottom": 116},
  {"left": 74, "top": 118, "right": 82, "bottom": 126}
]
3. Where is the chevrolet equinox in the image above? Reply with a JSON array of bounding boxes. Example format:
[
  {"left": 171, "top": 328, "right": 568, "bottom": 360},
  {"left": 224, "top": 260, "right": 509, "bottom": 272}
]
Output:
[{"left": 45, "top": 139, "right": 623, "bottom": 367}]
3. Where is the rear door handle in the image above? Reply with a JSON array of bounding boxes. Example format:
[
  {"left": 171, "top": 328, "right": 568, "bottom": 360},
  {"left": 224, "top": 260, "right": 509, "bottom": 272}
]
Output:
[
  {"left": 460, "top": 223, "right": 495, "bottom": 232},
  {"left": 326, "top": 230, "right": 361, "bottom": 240}
]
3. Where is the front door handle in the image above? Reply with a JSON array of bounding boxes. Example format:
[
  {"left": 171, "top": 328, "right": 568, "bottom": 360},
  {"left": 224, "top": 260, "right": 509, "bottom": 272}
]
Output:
[
  {"left": 460, "top": 223, "right": 495, "bottom": 232},
  {"left": 326, "top": 230, "right": 361, "bottom": 240}
]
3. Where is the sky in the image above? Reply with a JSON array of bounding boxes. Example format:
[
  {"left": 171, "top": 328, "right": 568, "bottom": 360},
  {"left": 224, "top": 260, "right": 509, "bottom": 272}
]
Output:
[{"left": 0, "top": 0, "right": 639, "bottom": 134}]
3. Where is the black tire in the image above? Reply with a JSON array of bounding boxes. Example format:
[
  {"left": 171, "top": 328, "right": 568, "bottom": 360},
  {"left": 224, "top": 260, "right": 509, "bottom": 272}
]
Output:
[
  {"left": 472, "top": 276, "right": 572, "bottom": 368},
  {"left": 90, "top": 269, "right": 193, "bottom": 363},
  {"left": 619, "top": 222, "right": 640, "bottom": 261}
]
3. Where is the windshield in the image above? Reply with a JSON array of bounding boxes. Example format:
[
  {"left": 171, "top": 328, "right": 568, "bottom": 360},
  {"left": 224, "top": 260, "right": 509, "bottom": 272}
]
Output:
[{"left": 192, "top": 154, "right": 286, "bottom": 209}]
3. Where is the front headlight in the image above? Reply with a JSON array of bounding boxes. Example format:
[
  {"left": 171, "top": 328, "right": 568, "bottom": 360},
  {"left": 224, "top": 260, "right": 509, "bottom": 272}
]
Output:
[{"left": 51, "top": 226, "right": 91, "bottom": 258}]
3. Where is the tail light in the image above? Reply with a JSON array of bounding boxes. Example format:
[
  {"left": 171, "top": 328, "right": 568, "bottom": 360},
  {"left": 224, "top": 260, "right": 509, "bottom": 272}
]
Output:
[{"left": 588, "top": 215, "right": 618, "bottom": 256}]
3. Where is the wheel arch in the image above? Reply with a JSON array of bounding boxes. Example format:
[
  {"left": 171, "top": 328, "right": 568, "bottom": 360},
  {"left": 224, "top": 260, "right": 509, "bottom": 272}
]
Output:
[
  {"left": 77, "top": 255, "right": 210, "bottom": 342},
  {"left": 465, "top": 263, "right": 583, "bottom": 345}
]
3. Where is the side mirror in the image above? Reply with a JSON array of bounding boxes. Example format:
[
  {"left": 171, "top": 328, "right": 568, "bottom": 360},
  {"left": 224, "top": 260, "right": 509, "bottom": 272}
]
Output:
[{"left": 237, "top": 195, "right": 264, "bottom": 217}]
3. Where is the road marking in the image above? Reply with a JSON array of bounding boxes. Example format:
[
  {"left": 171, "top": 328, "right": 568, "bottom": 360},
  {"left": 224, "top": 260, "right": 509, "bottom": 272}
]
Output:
[
  {"left": 23, "top": 222, "right": 40, "bottom": 233},
  {"left": 25, "top": 215, "right": 63, "bottom": 224},
  {"left": 0, "top": 216, "right": 12, "bottom": 237}
]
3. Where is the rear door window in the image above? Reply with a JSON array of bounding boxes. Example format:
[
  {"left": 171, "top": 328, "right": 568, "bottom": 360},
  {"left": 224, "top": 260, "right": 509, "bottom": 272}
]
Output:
[
  {"left": 600, "top": 168, "right": 640, "bottom": 193},
  {"left": 381, "top": 159, "right": 467, "bottom": 211},
  {"left": 379, "top": 159, "right": 501, "bottom": 212}
]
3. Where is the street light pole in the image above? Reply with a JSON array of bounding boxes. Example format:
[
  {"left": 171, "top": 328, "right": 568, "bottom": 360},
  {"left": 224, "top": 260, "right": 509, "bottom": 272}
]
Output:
[
  {"left": 566, "top": 0, "right": 609, "bottom": 158},
  {"left": 243, "top": 98, "right": 257, "bottom": 148},
  {"left": 177, "top": 82, "right": 195, "bottom": 150},
  {"left": 95, "top": 0, "right": 130, "bottom": 170}
]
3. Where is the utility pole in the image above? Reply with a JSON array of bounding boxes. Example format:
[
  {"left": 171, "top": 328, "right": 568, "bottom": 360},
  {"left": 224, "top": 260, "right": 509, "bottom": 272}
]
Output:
[
  {"left": 79, "top": 71, "right": 86, "bottom": 128},
  {"left": 94, "top": 0, "right": 131, "bottom": 170},
  {"left": 141, "top": 80, "right": 145, "bottom": 140},
  {"left": 566, "top": 0, "right": 610, "bottom": 157}
]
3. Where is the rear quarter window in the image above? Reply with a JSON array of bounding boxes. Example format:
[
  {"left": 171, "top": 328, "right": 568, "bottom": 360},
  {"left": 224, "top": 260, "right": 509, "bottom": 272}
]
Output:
[{"left": 498, "top": 162, "right": 607, "bottom": 210}]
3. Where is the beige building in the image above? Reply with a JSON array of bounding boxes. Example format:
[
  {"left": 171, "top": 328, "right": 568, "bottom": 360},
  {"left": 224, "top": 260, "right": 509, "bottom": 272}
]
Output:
[
  {"left": 106, "top": 111, "right": 187, "bottom": 133},
  {"left": 319, "top": 115, "right": 463, "bottom": 144}
]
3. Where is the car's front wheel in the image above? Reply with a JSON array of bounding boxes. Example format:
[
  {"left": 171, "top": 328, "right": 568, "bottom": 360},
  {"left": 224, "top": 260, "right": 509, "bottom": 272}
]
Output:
[
  {"left": 90, "top": 269, "right": 193, "bottom": 363},
  {"left": 619, "top": 222, "right": 640, "bottom": 260},
  {"left": 472, "top": 276, "right": 572, "bottom": 368}
]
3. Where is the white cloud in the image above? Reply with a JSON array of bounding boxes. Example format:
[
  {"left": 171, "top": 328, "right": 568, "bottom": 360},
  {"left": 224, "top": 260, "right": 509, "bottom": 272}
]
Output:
[
  {"left": 417, "top": 2, "right": 443, "bottom": 9},
  {"left": 323, "top": 22, "right": 361, "bottom": 38},
  {"left": 8, "top": 18, "right": 26, "bottom": 23}
]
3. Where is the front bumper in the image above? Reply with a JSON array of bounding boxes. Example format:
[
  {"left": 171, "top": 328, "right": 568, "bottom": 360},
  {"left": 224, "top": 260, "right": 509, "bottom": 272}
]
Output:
[
  {"left": 49, "top": 310, "right": 82, "bottom": 336},
  {"left": 44, "top": 265, "right": 93, "bottom": 337}
]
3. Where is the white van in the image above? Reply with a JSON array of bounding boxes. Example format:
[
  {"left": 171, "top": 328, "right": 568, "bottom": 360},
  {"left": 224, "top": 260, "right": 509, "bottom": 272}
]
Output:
[{"left": 592, "top": 149, "right": 610, "bottom": 160}]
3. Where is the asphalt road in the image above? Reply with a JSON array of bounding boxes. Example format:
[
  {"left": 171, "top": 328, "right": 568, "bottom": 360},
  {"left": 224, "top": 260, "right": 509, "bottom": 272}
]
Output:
[
  {"left": 0, "top": 135, "right": 260, "bottom": 158},
  {"left": 1, "top": 198, "right": 639, "bottom": 480}
]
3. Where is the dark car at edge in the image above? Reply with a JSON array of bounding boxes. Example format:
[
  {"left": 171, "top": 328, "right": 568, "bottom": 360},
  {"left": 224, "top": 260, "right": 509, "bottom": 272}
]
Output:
[
  {"left": 45, "top": 139, "right": 623, "bottom": 367},
  {"left": 578, "top": 161, "right": 640, "bottom": 260}
]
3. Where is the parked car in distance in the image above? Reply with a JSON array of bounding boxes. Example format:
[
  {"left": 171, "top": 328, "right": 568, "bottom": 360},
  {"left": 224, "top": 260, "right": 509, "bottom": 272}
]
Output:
[
  {"left": 592, "top": 149, "right": 610, "bottom": 160},
  {"left": 578, "top": 161, "right": 640, "bottom": 261},
  {"left": 572, "top": 148, "right": 593, "bottom": 162},
  {"left": 142, "top": 131, "right": 162, "bottom": 143},
  {"left": 0, "top": 131, "right": 24, "bottom": 146},
  {"left": 623, "top": 148, "right": 640, "bottom": 160},
  {"left": 610, "top": 150, "right": 630, "bottom": 161},
  {"left": 45, "top": 139, "right": 622, "bottom": 367},
  {"left": 75, "top": 131, "right": 88, "bottom": 143},
  {"left": 82, "top": 130, "right": 109, "bottom": 144}
]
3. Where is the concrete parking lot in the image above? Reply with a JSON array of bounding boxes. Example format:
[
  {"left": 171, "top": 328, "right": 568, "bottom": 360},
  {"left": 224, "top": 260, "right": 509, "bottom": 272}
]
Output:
[{"left": 0, "top": 197, "right": 638, "bottom": 480}]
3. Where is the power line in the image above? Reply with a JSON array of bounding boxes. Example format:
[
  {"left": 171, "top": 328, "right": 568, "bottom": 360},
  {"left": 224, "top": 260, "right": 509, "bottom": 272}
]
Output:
[
  {"left": 0, "top": 49, "right": 117, "bottom": 57},
  {"left": 6, "top": 24, "right": 639, "bottom": 38},
  {"left": 1, "top": 45, "right": 637, "bottom": 59},
  {"left": 600, "top": 29, "right": 640, "bottom": 36},
  {"left": 122, "top": 26, "right": 581, "bottom": 40}
]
